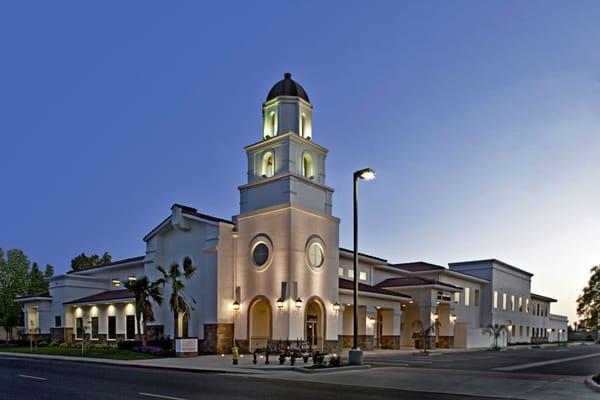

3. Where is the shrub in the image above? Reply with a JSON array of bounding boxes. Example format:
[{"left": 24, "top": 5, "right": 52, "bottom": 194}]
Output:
[
  {"left": 58, "top": 342, "right": 69, "bottom": 348},
  {"left": 328, "top": 354, "right": 341, "bottom": 367},
  {"left": 37, "top": 341, "right": 48, "bottom": 347},
  {"left": 147, "top": 337, "right": 172, "bottom": 350},
  {"left": 49, "top": 340, "right": 60, "bottom": 347},
  {"left": 117, "top": 340, "right": 141, "bottom": 350},
  {"left": 132, "top": 345, "right": 170, "bottom": 356}
]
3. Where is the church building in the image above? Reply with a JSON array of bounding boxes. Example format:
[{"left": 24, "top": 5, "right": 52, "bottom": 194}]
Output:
[{"left": 15, "top": 74, "right": 568, "bottom": 354}]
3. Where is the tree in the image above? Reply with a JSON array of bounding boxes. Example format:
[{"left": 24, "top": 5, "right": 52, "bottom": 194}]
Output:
[
  {"left": 412, "top": 319, "right": 442, "bottom": 354},
  {"left": 483, "top": 324, "right": 508, "bottom": 350},
  {"left": 44, "top": 264, "right": 54, "bottom": 279},
  {"left": 124, "top": 276, "right": 164, "bottom": 346},
  {"left": 0, "top": 249, "right": 30, "bottom": 338},
  {"left": 70, "top": 252, "right": 112, "bottom": 272},
  {"left": 157, "top": 258, "right": 197, "bottom": 342},
  {"left": 28, "top": 262, "right": 47, "bottom": 293},
  {"left": 577, "top": 265, "right": 600, "bottom": 330}
]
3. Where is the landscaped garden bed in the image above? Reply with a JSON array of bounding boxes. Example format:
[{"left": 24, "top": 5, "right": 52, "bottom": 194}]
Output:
[{"left": 0, "top": 342, "right": 163, "bottom": 360}]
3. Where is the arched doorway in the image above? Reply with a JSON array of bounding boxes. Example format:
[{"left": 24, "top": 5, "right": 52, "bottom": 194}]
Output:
[
  {"left": 305, "top": 298, "right": 325, "bottom": 350},
  {"left": 248, "top": 297, "right": 272, "bottom": 351}
]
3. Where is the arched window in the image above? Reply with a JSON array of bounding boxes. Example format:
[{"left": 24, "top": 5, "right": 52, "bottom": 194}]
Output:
[
  {"left": 302, "top": 152, "right": 313, "bottom": 179},
  {"left": 300, "top": 114, "right": 306, "bottom": 137},
  {"left": 262, "top": 151, "right": 274, "bottom": 178},
  {"left": 269, "top": 112, "right": 276, "bottom": 136}
]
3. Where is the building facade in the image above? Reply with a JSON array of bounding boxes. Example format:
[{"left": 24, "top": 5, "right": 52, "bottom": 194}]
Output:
[{"left": 15, "top": 74, "right": 568, "bottom": 353}]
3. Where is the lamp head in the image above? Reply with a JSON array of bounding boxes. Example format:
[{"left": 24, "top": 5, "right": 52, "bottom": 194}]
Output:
[{"left": 354, "top": 167, "right": 376, "bottom": 181}]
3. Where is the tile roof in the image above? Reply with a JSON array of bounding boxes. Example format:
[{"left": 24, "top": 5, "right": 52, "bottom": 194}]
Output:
[
  {"left": 174, "top": 204, "right": 234, "bottom": 225},
  {"left": 66, "top": 256, "right": 145, "bottom": 274},
  {"left": 63, "top": 289, "right": 134, "bottom": 305},
  {"left": 390, "top": 262, "right": 446, "bottom": 272},
  {"left": 339, "top": 278, "right": 411, "bottom": 299},
  {"left": 16, "top": 291, "right": 51, "bottom": 300},
  {"left": 338, "top": 248, "right": 388, "bottom": 263},
  {"left": 376, "top": 276, "right": 461, "bottom": 290}
]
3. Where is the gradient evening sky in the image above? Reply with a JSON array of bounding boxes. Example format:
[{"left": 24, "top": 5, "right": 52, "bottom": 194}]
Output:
[{"left": 1, "top": 1, "right": 599, "bottom": 322}]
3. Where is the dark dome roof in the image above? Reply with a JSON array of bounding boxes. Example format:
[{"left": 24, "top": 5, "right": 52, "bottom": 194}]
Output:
[{"left": 266, "top": 73, "right": 310, "bottom": 103}]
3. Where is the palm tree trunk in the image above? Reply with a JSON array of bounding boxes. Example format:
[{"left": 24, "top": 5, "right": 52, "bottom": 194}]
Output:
[
  {"left": 173, "top": 311, "right": 179, "bottom": 339},
  {"left": 142, "top": 318, "right": 147, "bottom": 347}
]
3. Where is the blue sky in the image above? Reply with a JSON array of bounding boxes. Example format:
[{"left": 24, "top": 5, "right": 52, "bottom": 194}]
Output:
[{"left": 1, "top": 1, "right": 599, "bottom": 322}]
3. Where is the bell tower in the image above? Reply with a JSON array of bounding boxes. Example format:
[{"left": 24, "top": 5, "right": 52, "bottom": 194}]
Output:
[
  {"left": 239, "top": 73, "right": 333, "bottom": 215},
  {"left": 262, "top": 73, "right": 313, "bottom": 140},
  {"left": 234, "top": 73, "right": 340, "bottom": 353}
]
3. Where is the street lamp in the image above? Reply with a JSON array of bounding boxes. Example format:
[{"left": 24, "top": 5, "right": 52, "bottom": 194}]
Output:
[{"left": 349, "top": 167, "right": 376, "bottom": 366}]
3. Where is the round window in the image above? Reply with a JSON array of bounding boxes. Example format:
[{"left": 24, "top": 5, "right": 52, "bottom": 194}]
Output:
[
  {"left": 252, "top": 243, "right": 270, "bottom": 267},
  {"left": 307, "top": 242, "right": 324, "bottom": 268}
]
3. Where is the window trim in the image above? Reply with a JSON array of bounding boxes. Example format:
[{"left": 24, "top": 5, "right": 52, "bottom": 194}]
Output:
[
  {"left": 107, "top": 315, "right": 117, "bottom": 341},
  {"left": 304, "top": 236, "right": 326, "bottom": 272},
  {"left": 91, "top": 316, "right": 99, "bottom": 340},
  {"left": 249, "top": 235, "right": 273, "bottom": 271},
  {"left": 125, "top": 315, "right": 136, "bottom": 341}
]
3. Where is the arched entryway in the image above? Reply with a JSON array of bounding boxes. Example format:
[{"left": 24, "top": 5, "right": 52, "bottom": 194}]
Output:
[
  {"left": 248, "top": 297, "right": 272, "bottom": 351},
  {"left": 305, "top": 298, "right": 325, "bottom": 350}
]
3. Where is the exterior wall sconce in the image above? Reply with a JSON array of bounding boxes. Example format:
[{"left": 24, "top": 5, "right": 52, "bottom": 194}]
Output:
[
  {"left": 232, "top": 301, "right": 240, "bottom": 312},
  {"left": 409, "top": 300, "right": 414, "bottom": 304},
  {"left": 276, "top": 298, "right": 284, "bottom": 309},
  {"left": 432, "top": 313, "right": 439, "bottom": 320},
  {"left": 295, "top": 298, "right": 302, "bottom": 309},
  {"left": 333, "top": 302, "right": 340, "bottom": 311},
  {"left": 368, "top": 316, "right": 376, "bottom": 324},
  {"left": 450, "top": 313, "right": 457, "bottom": 322}
]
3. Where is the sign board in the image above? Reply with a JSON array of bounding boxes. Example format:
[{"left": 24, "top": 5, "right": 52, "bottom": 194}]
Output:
[{"left": 175, "top": 338, "right": 198, "bottom": 356}]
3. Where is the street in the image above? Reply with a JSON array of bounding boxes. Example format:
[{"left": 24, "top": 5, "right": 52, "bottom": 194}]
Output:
[
  {"left": 363, "top": 344, "right": 600, "bottom": 375},
  {"left": 1, "top": 344, "right": 599, "bottom": 400},
  {"left": 0, "top": 355, "right": 499, "bottom": 400}
]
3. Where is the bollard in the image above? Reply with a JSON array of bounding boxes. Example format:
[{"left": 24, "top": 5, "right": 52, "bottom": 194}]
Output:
[
  {"left": 232, "top": 346, "right": 239, "bottom": 365},
  {"left": 253, "top": 350, "right": 257, "bottom": 365},
  {"left": 265, "top": 349, "right": 270, "bottom": 365}
]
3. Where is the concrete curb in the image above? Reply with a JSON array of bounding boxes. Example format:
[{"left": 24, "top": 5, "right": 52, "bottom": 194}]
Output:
[
  {"left": 0, "top": 351, "right": 369, "bottom": 375},
  {"left": 0, "top": 352, "right": 255, "bottom": 375},
  {"left": 585, "top": 376, "right": 600, "bottom": 392}
]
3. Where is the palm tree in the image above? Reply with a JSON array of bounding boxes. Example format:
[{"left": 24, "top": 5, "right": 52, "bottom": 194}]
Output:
[
  {"left": 157, "top": 258, "right": 197, "bottom": 341},
  {"left": 412, "top": 319, "right": 442, "bottom": 354},
  {"left": 483, "top": 324, "right": 508, "bottom": 350},
  {"left": 124, "top": 276, "right": 164, "bottom": 346}
]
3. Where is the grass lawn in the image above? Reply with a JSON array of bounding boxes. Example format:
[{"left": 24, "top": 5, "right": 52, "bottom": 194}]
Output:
[{"left": 0, "top": 345, "right": 162, "bottom": 360}]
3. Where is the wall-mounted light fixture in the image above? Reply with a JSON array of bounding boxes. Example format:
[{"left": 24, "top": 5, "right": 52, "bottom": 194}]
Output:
[
  {"left": 232, "top": 300, "right": 240, "bottom": 312},
  {"left": 432, "top": 313, "right": 439, "bottom": 320},
  {"left": 276, "top": 298, "right": 284, "bottom": 309},
  {"left": 450, "top": 313, "right": 457, "bottom": 322},
  {"left": 333, "top": 302, "right": 340, "bottom": 311},
  {"left": 295, "top": 298, "right": 302, "bottom": 309}
]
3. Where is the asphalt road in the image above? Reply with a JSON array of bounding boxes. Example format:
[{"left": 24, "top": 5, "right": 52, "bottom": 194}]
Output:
[
  {"left": 0, "top": 356, "right": 507, "bottom": 400},
  {"left": 363, "top": 344, "right": 600, "bottom": 376}
]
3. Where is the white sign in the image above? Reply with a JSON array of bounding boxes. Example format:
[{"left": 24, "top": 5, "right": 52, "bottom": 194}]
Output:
[{"left": 176, "top": 338, "right": 198, "bottom": 353}]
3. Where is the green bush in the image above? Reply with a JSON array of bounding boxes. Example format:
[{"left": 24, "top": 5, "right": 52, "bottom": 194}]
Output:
[
  {"left": 58, "top": 342, "right": 69, "bottom": 348},
  {"left": 37, "top": 341, "right": 48, "bottom": 347},
  {"left": 49, "top": 340, "right": 60, "bottom": 347}
]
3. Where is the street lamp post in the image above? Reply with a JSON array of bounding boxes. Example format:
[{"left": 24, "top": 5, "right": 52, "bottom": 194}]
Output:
[{"left": 349, "top": 167, "right": 376, "bottom": 365}]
